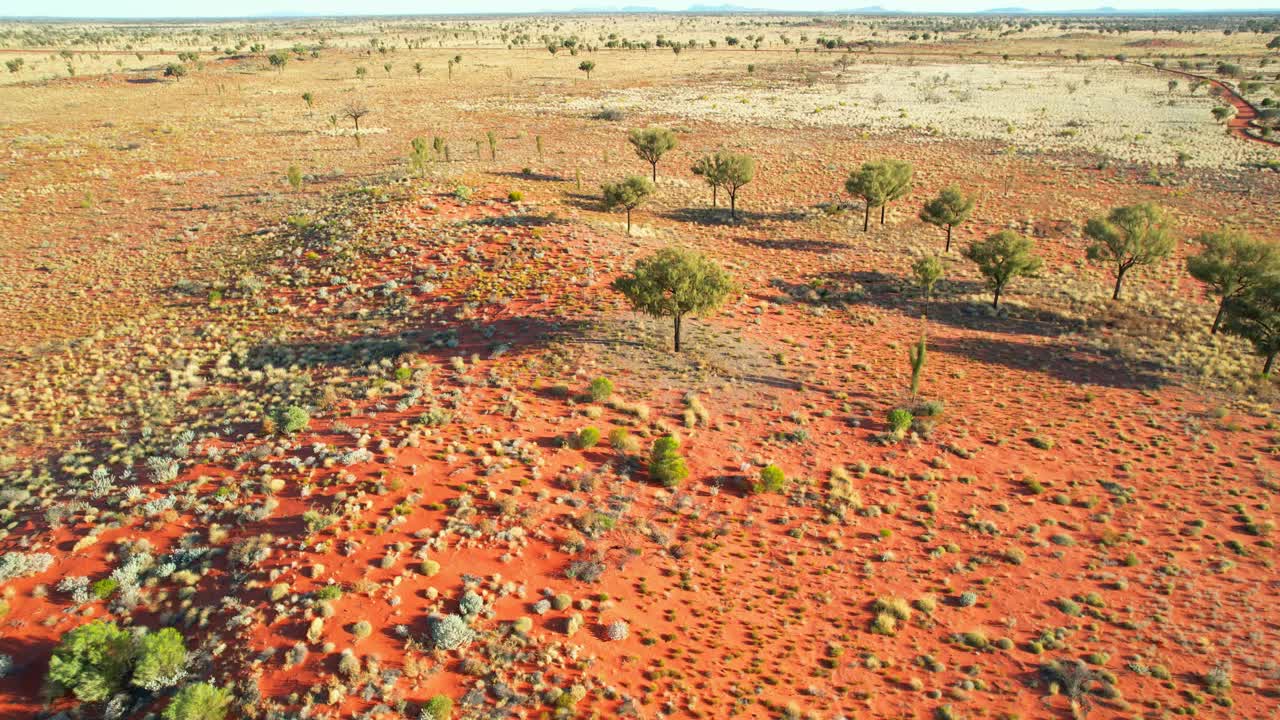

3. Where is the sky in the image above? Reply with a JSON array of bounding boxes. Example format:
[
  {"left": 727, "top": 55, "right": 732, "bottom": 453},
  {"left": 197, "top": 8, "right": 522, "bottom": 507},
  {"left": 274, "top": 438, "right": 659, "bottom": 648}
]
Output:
[{"left": 2, "top": 0, "right": 1279, "bottom": 18}]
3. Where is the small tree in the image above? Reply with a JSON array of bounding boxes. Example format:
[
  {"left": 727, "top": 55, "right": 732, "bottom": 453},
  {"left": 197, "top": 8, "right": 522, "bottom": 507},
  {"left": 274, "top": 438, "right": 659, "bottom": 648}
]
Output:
[
  {"left": 301, "top": 91, "right": 314, "bottom": 114},
  {"left": 268, "top": 52, "right": 288, "bottom": 73},
  {"left": 1187, "top": 229, "right": 1280, "bottom": 334},
  {"left": 1222, "top": 275, "right": 1280, "bottom": 375},
  {"left": 844, "top": 162, "right": 891, "bottom": 232},
  {"left": 579, "top": 60, "right": 596, "bottom": 79},
  {"left": 133, "top": 628, "right": 188, "bottom": 690},
  {"left": 718, "top": 152, "right": 755, "bottom": 221},
  {"left": 47, "top": 621, "right": 137, "bottom": 702},
  {"left": 613, "top": 246, "right": 735, "bottom": 352},
  {"left": 1084, "top": 203, "right": 1175, "bottom": 301},
  {"left": 919, "top": 185, "right": 975, "bottom": 252},
  {"left": 413, "top": 61, "right": 424, "bottom": 77},
  {"left": 691, "top": 154, "right": 724, "bottom": 207},
  {"left": 1212, "top": 105, "right": 1236, "bottom": 123},
  {"left": 486, "top": 130, "right": 497, "bottom": 160},
  {"left": 410, "top": 137, "right": 430, "bottom": 176},
  {"left": 908, "top": 332, "right": 927, "bottom": 396},
  {"left": 879, "top": 159, "right": 913, "bottom": 225},
  {"left": 628, "top": 126, "right": 677, "bottom": 182},
  {"left": 342, "top": 100, "right": 371, "bottom": 147},
  {"left": 163, "top": 63, "right": 187, "bottom": 80},
  {"left": 649, "top": 436, "right": 688, "bottom": 487},
  {"left": 963, "top": 230, "right": 1042, "bottom": 309},
  {"left": 912, "top": 255, "right": 944, "bottom": 310},
  {"left": 601, "top": 175, "right": 654, "bottom": 235},
  {"left": 286, "top": 164, "right": 303, "bottom": 191}
]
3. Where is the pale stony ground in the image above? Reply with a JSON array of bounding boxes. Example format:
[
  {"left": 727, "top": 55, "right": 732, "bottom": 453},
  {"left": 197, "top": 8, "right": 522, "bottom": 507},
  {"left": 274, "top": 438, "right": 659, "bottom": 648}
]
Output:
[{"left": 480, "top": 60, "right": 1268, "bottom": 169}]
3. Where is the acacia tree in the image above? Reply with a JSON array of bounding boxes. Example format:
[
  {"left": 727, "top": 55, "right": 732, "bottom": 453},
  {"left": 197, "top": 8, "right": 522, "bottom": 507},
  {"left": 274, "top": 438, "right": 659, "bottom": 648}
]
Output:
[
  {"left": 579, "top": 60, "right": 595, "bottom": 79},
  {"left": 718, "top": 152, "right": 755, "bottom": 221},
  {"left": 919, "top": 185, "right": 975, "bottom": 252},
  {"left": 342, "top": 100, "right": 371, "bottom": 147},
  {"left": 844, "top": 163, "right": 890, "bottom": 232},
  {"left": 601, "top": 175, "right": 654, "bottom": 235},
  {"left": 1222, "top": 276, "right": 1280, "bottom": 375},
  {"left": 268, "top": 52, "right": 288, "bottom": 73},
  {"left": 1084, "top": 203, "right": 1175, "bottom": 301},
  {"left": 691, "top": 154, "right": 725, "bottom": 207},
  {"left": 1187, "top": 229, "right": 1280, "bottom": 334},
  {"left": 879, "top": 159, "right": 913, "bottom": 225},
  {"left": 612, "top": 246, "right": 735, "bottom": 352},
  {"left": 628, "top": 126, "right": 677, "bottom": 181},
  {"left": 963, "top": 230, "right": 1042, "bottom": 309}
]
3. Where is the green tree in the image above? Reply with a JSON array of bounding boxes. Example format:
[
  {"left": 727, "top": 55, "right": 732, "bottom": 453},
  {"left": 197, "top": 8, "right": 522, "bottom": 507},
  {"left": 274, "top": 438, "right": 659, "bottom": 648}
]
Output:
[
  {"left": 133, "top": 627, "right": 188, "bottom": 690},
  {"left": 268, "top": 52, "right": 288, "bottom": 73},
  {"left": 919, "top": 185, "right": 975, "bottom": 252},
  {"left": 301, "top": 91, "right": 314, "bottom": 114},
  {"left": 612, "top": 246, "right": 735, "bottom": 352},
  {"left": 879, "top": 159, "right": 913, "bottom": 225},
  {"left": 578, "top": 60, "right": 595, "bottom": 79},
  {"left": 628, "top": 126, "right": 677, "bottom": 182},
  {"left": 691, "top": 154, "right": 724, "bottom": 208},
  {"left": 1211, "top": 105, "right": 1236, "bottom": 123},
  {"left": 163, "top": 63, "right": 187, "bottom": 80},
  {"left": 1084, "top": 203, "right": 1175, "bottom": 301},
  {"left": 1187, "top": 229, "right": 1280, "bottom": 334},
  {"left": 413, "top": 61, "right": 424, "bottom": 77},
  {"left": 286, "top": 164, "right": 302, "bottom": 192},
  {"left": 47, "top": 620, "right": 138, "bottom": 702},
  {"left": 717, "top": 152, "right": 755, "bottom": 221},
  {"left": 601, "top": 175, "right": 654, "bottom": 235},
  {"left": 962, "top": 230, "right": 1042, "bottom": 309},
  {"left": 912, "top": 255, "right": 944, "bottom": 309},
  {"left": 1222, "top": 276, "right": 1280, "bottom": 375},
  {"left": 410, "top": 137, "right": 430, "bottom": 176},
  {"left": 164, "top": 682, "right": 233, "bottom": 720},
  {"left": 649, "top": 436, "right": 688, "bottom": 487},
  {"left": 844, "top": 161, "right": 896, "bottom": 230}
]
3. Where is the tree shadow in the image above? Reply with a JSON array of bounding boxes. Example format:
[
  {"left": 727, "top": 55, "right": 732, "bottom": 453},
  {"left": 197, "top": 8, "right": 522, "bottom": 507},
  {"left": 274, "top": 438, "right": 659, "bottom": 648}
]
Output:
[
  {"left": 733, "top": 236, "right": 847, "bottom": 254},
  {"left": 931, "top": 335, "right": 1167, "bottom": 390},
  {"left": 658, "top": 206, "right": 810, "bottom": 226},
  {"left": 489, "top": 170, "right": 570, "bottom": 183}
]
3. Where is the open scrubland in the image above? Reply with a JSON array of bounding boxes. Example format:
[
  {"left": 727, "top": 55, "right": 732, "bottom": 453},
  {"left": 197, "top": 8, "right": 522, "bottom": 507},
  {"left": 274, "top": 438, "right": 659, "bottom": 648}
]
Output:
[{"left": 0, "top": 12, "right": 1278, "bottom": 720}]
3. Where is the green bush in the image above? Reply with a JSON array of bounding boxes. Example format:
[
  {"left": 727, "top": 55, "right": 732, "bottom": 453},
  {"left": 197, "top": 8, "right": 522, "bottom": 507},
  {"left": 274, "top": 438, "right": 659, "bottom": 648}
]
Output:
[
  {"left": 888, "top": 408, "right": 913, "bottom": 436},
  {"left": 649, "top": 436, "right": 688, "bottom": 488},
  {"left": 47, "top": 620, "right": 137, "bottom": 702},
  {"left": 164, "top": 682, "right": 233, "bottom": 720},
  {"left": 272, "top": 405, "right": 309, "bottom": 434},
  {"left": 608, "top": 428, "right": 638, "bottom": 453},
  {"left": 422, "top": 694, "right": 453, "bottom": 720},
  {"left": 133, "top": 627, "right": 188, "bottom": 690},
  {"left": 92, "top": 578, "right": 118, "bottom": 599},
  {"left": 507, "top": 190, "right": 524, "bottom": 202},
  {"left": 754, "top": 464, "right": 787, "bottom": 494},
  {"left": 571, "top": 427, "right": 601, "bottom": 450},
  {"left": 588, "top": 376, "right": 614, "bottom": 402}
]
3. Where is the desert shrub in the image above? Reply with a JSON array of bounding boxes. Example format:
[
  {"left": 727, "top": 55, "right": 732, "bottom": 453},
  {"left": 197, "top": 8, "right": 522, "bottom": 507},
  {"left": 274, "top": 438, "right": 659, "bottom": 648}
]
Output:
[
  {"left": 164, "top": 682, "right": 233, "bottom": 720},
  {"left": 754, "top": 464, "right": 787, "bottom": 494},
  {"left": 648, "top": 436, "right": 688, "bottom": 488},
  {"left": 608, "top": 428, "right": 639, "bottom": 454},
  {"left": 588, "top": 377, "right": 614, "bottom": 402},
  {"left": 47, "top": 621, "right": 137, "bottom": 702},
  {"left": 888, "top": 409, "right": 913, "bottom": 437},
  {"left": 453, "top": 185, "right": 473, "bottom": 203},
  {"left": 272, "top": 405, "right": 309, "bottom": 435},
  {"left": 957, "top": 591, "right": 978, "bottom": 608},
  {"left": 606, "top": 620, "right": 630, "bottom": 641},
  {"left": 92, "top": 578, "right": 118, "bottom": 599},
  {"left": 507, "top": 190, "right": 523, "bottom": 202},
  {"left": 429, "top": 614, "right": 474, "bottom": 651},
  {"left": 421, "top": 694, "right": 453, "bottom": 720},
  {"left": 133, "top": 627, "right": 188, "bottom": 690},
  {"left": 592, "top": 107, "right": 625, "bottom": 121},
  {"left": 0, "top": 551, "right": 53, "bottom": 582},
  {"left": 570, "top": 427, "right": 601, "bottom": 450},
  {"left": 351, "top": 620, "right": 373, "bottom": 640},
  {"left": 873, "top": 596, "right": 912, "bottom": 621}
]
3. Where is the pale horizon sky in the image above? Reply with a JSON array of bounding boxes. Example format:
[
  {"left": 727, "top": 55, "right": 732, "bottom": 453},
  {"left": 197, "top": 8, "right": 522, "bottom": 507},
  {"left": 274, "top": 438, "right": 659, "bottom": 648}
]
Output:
[{"left": 2, "top": 0, "right": 1279, "bottom": 18}]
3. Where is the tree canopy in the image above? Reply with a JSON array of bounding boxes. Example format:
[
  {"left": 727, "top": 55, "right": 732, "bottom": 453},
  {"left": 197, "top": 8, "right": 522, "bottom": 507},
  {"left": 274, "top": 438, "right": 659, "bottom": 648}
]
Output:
[
  {"left": 628, "top": 127, "right": 677, "bottom": 181},
  {"left": 1084, "top": 203, "right": 1176, "bottom": 301},
  {"left": 1187, "top": 228, "right": 1280, "bottom": 334},
  {"left": 919, "top": 185, "right": 975, "bottom": 252},
  {"left": 963, "top": 230, "right": 1042, "bottom": 309},
  {"left": 612, "top": 247, "right": 735, "bottom": 352},
  {"left": 601, "top": 175, "right": 654, "bottom": 235}
]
